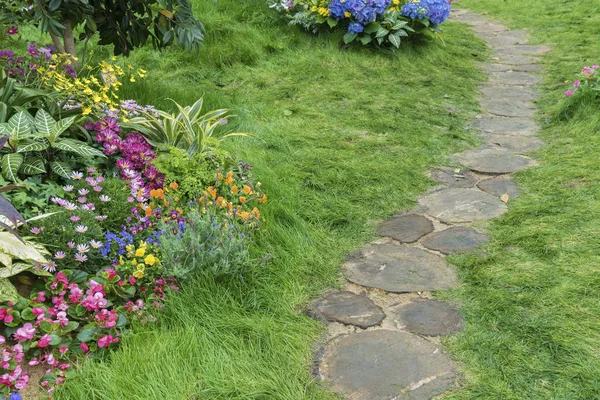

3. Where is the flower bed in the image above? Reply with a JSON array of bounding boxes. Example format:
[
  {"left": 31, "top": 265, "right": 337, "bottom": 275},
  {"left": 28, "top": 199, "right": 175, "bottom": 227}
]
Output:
[
  {"left": 268, "top": 0, "right": 453, "bottom": 47},
  {"left": 0, "top": 26, "right": 265, "bottom": 399}
]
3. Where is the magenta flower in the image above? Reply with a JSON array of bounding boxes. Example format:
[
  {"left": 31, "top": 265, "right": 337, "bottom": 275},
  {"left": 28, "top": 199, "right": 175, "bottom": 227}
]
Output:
[
  {"left": 97, "top": 335, "right": 118, "bottom": 348},
  {"left": 6, "top": 26, "right": 18, "bottom": 35},
  {"left": 573, "top": 80, "right": 580, "bottom": 87},
  {"left": 80, "top": 343, "right": 89, "bottom": 352},
  {"left": 75, "top": 225, "right": 88, "bottom": 233},
  {"left": 76, "top": 244, "right": 90, "bottom": 253},
  {"left": 55, "top": 251, "right": 66, "bottom": 259},
  {"left": 13, "top": 323, "right": 35, "bottom": 341},
  {"left": 30, "top": 227, "right": 41, "bottom": 235},
  {"left": 38, "top": 334, "right": 52, "bottom": 348},
  {"left": 74, "top": 253, "right": 88, "bottom": 262},
  {"left": 70, "top": 215, "right": 81, "bottom": 222},
  {"left": 67, "top": 241, "right": 76, "bottom": 249},
  {"left": 565, "top": 89, "right": 574, "bottom": 97}
]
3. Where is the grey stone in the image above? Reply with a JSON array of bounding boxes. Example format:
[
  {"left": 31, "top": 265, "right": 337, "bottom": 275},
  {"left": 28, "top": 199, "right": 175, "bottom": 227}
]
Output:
[
  {"left": 480, "top": 85, "right": 539, "bottom": 101},
  {"left": 344, "top": 243, "right": 458, "bottom": 293},
  {"left": 489, "top": 71, "right": 543, "bottom": 86},
  {"left": 419, "top": 188, "right": 507, "bottom": 223},
  {"left": 318, "top": 330, "right": 456, "bottom": 400},
  {"left": 493, "top": 54, "right": 542, "bottom": 65},
  {"left": 477, "top": 115, "right": 539, "bottom": 136},
  {"left": 472, "top": 23, "right": 507, "bottom": 33},
  {"left": 307, "top": 291, "right": 385, "bottom": 328},
  {"left": 477, "top": 177, "right": 520, "bottom": 198},
  {"left": 376, "top": 214, "right": 433, "bottom": 243},
  {"left": 449, "top": 13, "right": 488, "bottom": 25},
  {"left": 481, "top": 98, "right": 536, "bottom": 118},
  {"left": 486, "top": 134, "right": 543, "bottom": 152},
  {"left": 481, "top": 32, "right": 529, "bottom": 46},
  {"left": 394, "top": 299, "right": 464, "bottom": 336},
  {"left": 485, "top": 63, "right": 543, "bottom": 73},
  {"left": 422, "top": 226, "right": 489, "bottom": 255},
  {"left": 494, "top": 45, "right": 551, "bottom": 56},
  {"left": 430, "top": 168, "right": 477, "bottom": 188},
  {"left": 457, "top": 146, "right": 534, "bottom": 174}
]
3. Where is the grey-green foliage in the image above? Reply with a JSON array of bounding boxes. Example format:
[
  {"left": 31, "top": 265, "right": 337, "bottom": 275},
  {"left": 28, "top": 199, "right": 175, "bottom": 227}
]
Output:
[
  {"left": 158, "top": 209, "right": 255, "bottom": 280},
  {"left": 0, "top": 109, "right": 105, "bottom": 181}
]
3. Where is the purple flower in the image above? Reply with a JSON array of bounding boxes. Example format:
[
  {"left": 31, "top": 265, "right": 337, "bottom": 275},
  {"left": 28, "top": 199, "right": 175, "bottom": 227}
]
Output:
[
  {"left": 67, "top": 242, "right": 76, "bottom": 249},
  {"left": 27, "top": 42, "right": 39, "bottom": 57},
  {"left": 42, "top": 261, "right": 57, "bottom": 273},
  {"left": 70, "top": 215, "right": 81, "bottom": 222},
  {"left": 63, "top": 185, "right": 74, "bottom": 192},
  {"left": 6, "top": 26, "right": 18, "bottom": 35},
  {"left": 95, "top": 215, "right": 108, "bottom": 221},
  {"left": 30, "top": 227, "right": 41, "bottom": 235},
  {"left": 54, "top": 251, "right": 66, "bottom": 260},
  {"left": 75, "top": 225, "right": 88, "bottom": 234},
  {"left": 0, "top": 50, "right": 15, "bottom": 58},
  {"left": 74, "top": 253, "right": 88, "bottom": 262}
]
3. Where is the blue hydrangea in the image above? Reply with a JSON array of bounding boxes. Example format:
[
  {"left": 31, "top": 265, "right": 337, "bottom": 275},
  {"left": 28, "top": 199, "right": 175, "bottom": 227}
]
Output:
[
  {"left": 329, "top": 0, "right": 347, "bottom": 19},
  {"left": 8, "top": 393, "right": 23, "bottom": 400},
  {"left": 400, "top": 2, "right": 429, "bottom": 20},
  {"left": 348, "top": 21, "right": 364, "bottom": 34},
  {"left": 421, "top": 0, "right": 451, "bottom": 24},
  {"left": 329, "top": 0, "right": 389, "bottom": 23},
  {"left": 371, "top": 0, "right": 391, "bottom": 14}
]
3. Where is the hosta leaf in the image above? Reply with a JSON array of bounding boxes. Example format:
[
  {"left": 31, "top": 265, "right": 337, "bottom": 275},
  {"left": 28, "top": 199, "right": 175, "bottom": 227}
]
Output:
[
  {"left": 35, "top": 109, "right": 56, "bottom": 136},
  {"left": 0, "top": 278, "right": 19, "bottom": 303},
  {"left": 53, "top": 139, "right": 106, "bottom": 158},
  {"left": 19, "top": 157, "right": 46, "bottom": 175},
  {"left": 50, "top": 160, "right": 72, "bottom": 179},
  {"left": 0, "top": 232, "right": 47, "bottom": 263},
  {"left": 1, "top": 153, "right": 24, "bottom": 181},
  {"left": 50, "top": 115, "right": 76, "bottom": 138},
  {"left": 343, "top": 32, "right": 357, "bottom": 44},
  {"left": 7, "top": 111, "right": 32, "bottom": 138},
  {"left": 16, "top": 139, "right": 50, "bottom": 153},
  {"left": 376, "top": 27, "right": 390, "bottom": 38},
  {"left": 388, "top": 33, "right": 401, "bottom": 48}
]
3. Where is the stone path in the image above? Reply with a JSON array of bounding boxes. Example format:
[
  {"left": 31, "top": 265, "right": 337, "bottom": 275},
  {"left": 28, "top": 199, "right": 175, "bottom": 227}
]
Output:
[{"left": 309, "top": 9, "right": 549, "bottom": 400}]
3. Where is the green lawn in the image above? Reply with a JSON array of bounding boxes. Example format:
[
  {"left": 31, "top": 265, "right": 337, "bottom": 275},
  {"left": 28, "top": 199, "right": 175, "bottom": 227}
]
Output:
[
  {"left": 53, "top": 1, "right": 486, "bottom": 399},
  {"left": 443, "top": 1, "right": 600, "bottom": 399}
]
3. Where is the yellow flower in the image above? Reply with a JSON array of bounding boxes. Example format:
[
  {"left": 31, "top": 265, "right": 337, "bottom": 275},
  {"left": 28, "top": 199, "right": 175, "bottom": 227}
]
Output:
[
  {"left": 119, "top": 256, "right": 124, "bottom": 266},
  {"left": 133, "top": 270, "right": 144, "bottom": 279},
  {"left": 129, "top": 75, "right": 136, "bottom": 83},
  {"left": 135, "top": 247, "right": 146, "bottom": 257},
  {"left": 82, "top": 106, "right": 92, "bottom": 115},
  {"left": 344, "top": 11, "right": 351, "bottom": 17},
  {"left": 126, "top": 244, "right": 134, "bottom": 252},
  {"left": 132, "top": 259, "right": 138, "bottom": 266},
  {"left": 144, "top": 254, "right": 157, "bottom": 266}
]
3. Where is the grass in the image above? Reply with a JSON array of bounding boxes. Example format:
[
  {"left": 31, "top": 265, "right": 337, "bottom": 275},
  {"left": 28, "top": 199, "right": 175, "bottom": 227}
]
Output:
[
  {"left": 49, "top": 1, "right": 488, "bottom": 399},
  {"left": 441, "top": 1, "right": 600, "bottom": 399}
]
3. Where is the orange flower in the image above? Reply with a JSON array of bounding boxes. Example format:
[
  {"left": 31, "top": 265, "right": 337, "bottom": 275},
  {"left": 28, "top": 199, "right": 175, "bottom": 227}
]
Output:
[
  {"left": 259, "top": 194, "right": 267, "bottom": 204},
  {"left": 242, "top": 185, "right": 251, "bottom": 195},
  {"left": 240, "top": 211, "right": 249, "bottom": 220},
  {"left": 225, "top": 171, "right": 235, "bottom": 185},
  {"left": 216, "top": 172, "right": 223, "bottom": 181},
  {"left": 251, "top": 208, "right": 260, "bottom": 219},
  {"left": 227, "top": 202, "right": 233, "bottom": 211},
  {"left": 216, "top": 196, "right": 224, "bottom": 206},
  {"left": 231, "top": 185, "right": 239, "bottom": 195},
  {"left": 164, "top": 200, "right": 170, "bottom": 207},
  {"left": 169, "top": 182, "right": 179, "bottom": 190},
  {"left": 145, "top": 206, "right": 153, "bottom": 217},
  {"left": 150, "top": 188, "right": 165, "bottom": 199},
  {"left": 239, "top": 196, "right": 246, "bottom": 204},
  {"left": 205, "top": 186, "right": 217, "bottom": 199},
  {"left": 199, "top": 197, "right": 205, "bottom": 204}
]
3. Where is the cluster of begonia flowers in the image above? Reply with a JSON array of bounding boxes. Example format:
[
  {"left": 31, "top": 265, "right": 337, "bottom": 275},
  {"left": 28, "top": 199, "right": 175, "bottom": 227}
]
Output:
[
  {"left": 565, "top": 65, "right": 599, "bottom": 97},
  {"left": 87, "top": 118, "right": 165, "bottom": 202}
]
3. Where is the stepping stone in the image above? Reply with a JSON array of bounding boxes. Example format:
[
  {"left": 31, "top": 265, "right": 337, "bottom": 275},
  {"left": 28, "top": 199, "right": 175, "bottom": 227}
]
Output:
[
  {"left": 480, "top": 84, "right": 539, "bottom": 101},
  {"left": 493, "top": 54, "right": 542, "bottom": 65},
  {"left": 457, "top": 146, "right": 534, "bottom": 174},
  {"left": 422, "top": 226, "right": 489, "bottom": 255},
  {"left": 394, "top": 299, "right": 464, "bottom": 336},
  {"left": 494, "top": 45, "right": 551, "bottom": 56},
  {"left": 307, "top": 291, "right": 385, "bottom": 328},
  {"left": 481, "top": 98, "right": 535, "bottom": 118},
  {"left": 477, "top": 177, "right": 520, "bottom": 198},
  {"left": 344, "top": 243, "right": 458, "bottom": 293},
  {"left": 489, "top": 71, "right": 543, "bottom": 86},
  {"left": 486, "top": 134, "right": 543, "bottom": 152},
  {"left": 481, "top": 33, "right": 528, "bottom": 46},
  {"left": 472, "top": 23, "right": 507, "bottom": 33},
  {"left": 318, "top": 330, "right": 456, "bottom": 400},
  {"left": 376, "top": 214, "right": 433, "bottom": 243},
  {"left": 485, "top": 63, "right": 543, "bottom": 73},
  {"left": 477, "top": 115, "right": 539, "bottom": 136},
  {"left": 419, "top": 188, "right": 507, "bottom": 223},
  {"left": 430, "top": 168, "right": 477, "bottom": 188}
]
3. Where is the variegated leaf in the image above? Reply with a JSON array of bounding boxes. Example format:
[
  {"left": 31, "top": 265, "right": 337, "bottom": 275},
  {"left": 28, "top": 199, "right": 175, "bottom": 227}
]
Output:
[
  {"left": 35, "top": 109, "right": 56, "bottom": 136},
  {"left": 53, "top": 139, "right": 106, "bottom": 158},
  {"left": 50, "top": 160, "right": 72, "bottom": 179},
  {"left": 0, "top": 232, "right": 47, "bottom": 263},
  {"left": 1, "top": 153, "right": 24, "bottom": 182},
  {"left": 0, "top": 278, "right": 18, "bottom": 303},
  {"left": 50, "top": 115, "right": 76, "bottom": 138},
  {"left": 19, "top": 157, "right": 46, "bottom": 175},
  {"left": 0, "top": 262, "right": 33, "bottom": 278},
  {"left": 7, "top": 111, "right": 33, "bottom": 138},
  {"left": 16, "top": 138, "right": 50, "bottom": 153}
]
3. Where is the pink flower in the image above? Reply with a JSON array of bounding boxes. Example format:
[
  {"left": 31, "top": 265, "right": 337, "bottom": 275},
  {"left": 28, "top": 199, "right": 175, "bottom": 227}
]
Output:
[
  {"left": 70, "top": 215, "right": 81, "bottom": 222},
  {"left": 0, "top": 336, "right": 4, "bottom": 345},
  {"left": 63, "top": 185, "right": 74, "bottom": 192},
  {"left": 77, "top": 196, "right": 87, "bottom": 204},
  {"left": 67, "top": 241, "right": 76, "bottom": 248},
  {"left": 74, "top": 253, "right": 88, "bottom": 262},
  {"left": 71, "top": 171, "right": 83, "bottom": 179},
  {"left": 95, "top": 215, "right": 108, "bottom": 221},
  {"left": 59, "top": 346, "right": 68, "bottom": 354},
  {"left": 97, "top": 335, "right": 118, "bottom": 348},
  {"left": 80, "top": 342, "right": 89, "bottom": 352},
  {"left": 14, "top": 323, "right": 35, "bottom": 341},
  {"left": 565, "top": 89, "right": 574, "bottom": 97},
  {"left": 30, "top": 227, "right": 41, "bottom": 235},
  {"left": 56, "top": 272, "right": 69, "bottom": 285},
  {"left": 75, "top": 225, "right": 88, "bottom": 233},
  {"left": 573, "top": 80, "right": 580, "bottom": 87},
  {"left": 78, "top": 188, "right": 89, "bottom": 196},
  {"left": 38, "top": 334, "right": 52, "bottom": 347},
  {"left": 32, "top": 307, "right": 45, "bottom": 317},
  {"left": 4, "top": 314, "right": 13, "bottom": 324},
  {"left": 76, "top": 244, "right": 90, "bottom": 253},
  {"left": 93, "top": 186, "right": 103, "bottom": 192},
  {"left": 6, "top": 26, "right": 18, "bottom": 35},
  {"left": 99, "top": 195, "right": 111, "bottom": 202}
]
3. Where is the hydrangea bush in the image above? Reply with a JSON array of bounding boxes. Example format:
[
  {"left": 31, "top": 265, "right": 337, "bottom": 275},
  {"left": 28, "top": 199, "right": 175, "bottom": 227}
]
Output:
[{"left": 268, "top": 0, "right": 453, "bottom": 47}]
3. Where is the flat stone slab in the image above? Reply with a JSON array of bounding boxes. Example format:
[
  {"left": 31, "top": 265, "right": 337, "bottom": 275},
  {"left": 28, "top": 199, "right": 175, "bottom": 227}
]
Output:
[
  {"left": 480, "top": 85, "right": 539, "bottom": 101},
  {"left": 318, "top": 330, "right": 456, "bottom": 400},
  {"left": 485, "top": 63, "right": 543, "bottom": 73},
  {"left": 419, "top": 188, "right": 507, "bottom": 223},
  {"left": 494, "top": 45, "right": 551, "bottom": 56},
  {"left": 492, "top": 54, "right": 542, "bottom": 65},
  {"left": 457, "top": 146, "right": 534, "bottom": 174},
  {"left": 422, "top": 226, "right": 489, "bottom": 255},
  {"left": 477, "top": 115, "right": 539, "bottom": 136},
  {"left": 431, "top": 168, "right": 477, "bottom": 188},
  {"left": 344, "top": 243, "right": 458, "bottom": 292},
  {"left": 307, "top": 291, "right": 385, "bottom": 328},
  {"left": 481, "top": 98, "right": 535, "bottom": 118},
  {"left": 376, "top": 214, "right": 433, "bottom": 243},
  {"left": 481, "top": 33, "right": 528, "bottom": 46},
  {"left": 472, "top": 23, "right": 507, "bottom": 33},
  {"left": 486, "top": 134, "right": 543, "bottom": 152},
  {"left": 489, "top": 71, "right": 543, "bottom": 86},
  {"left": 478, "top": 177, "right": 520, "bottom": 198},
  {"left": 394, "top": 299, "right": 464, "bottom": 336}
]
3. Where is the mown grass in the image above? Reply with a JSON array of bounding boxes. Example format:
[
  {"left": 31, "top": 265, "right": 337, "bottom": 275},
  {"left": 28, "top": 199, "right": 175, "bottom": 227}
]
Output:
[
  {"left": 51, "top": 1, "right": 486, "bottom": 399},
  {"left": 442, "top": 1, "right": 600, "bottom": 399}
]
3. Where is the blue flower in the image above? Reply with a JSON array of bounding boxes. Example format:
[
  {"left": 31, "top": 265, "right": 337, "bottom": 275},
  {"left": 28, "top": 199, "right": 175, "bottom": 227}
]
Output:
[
  {"left": 328, "top": 0, "right": 347, "bottom": 19},
  {"left": 421, "top": 0, "right": 451, "bottom": 24},
  {"left": 370, "top": 0, "right": 391, "bottom": 14},
  {"left": 348, "top": 22, "right": 364, "bottom": 34},
  {"left": 401, "top": 2, "right": 429, "bottom": 20},
  {"left": 9, "top": 393, "right": 23, "bottom": 400}
]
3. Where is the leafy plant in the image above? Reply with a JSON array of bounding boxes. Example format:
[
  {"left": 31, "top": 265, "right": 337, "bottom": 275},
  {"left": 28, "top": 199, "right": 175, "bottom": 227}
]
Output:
[
  {"left": 343, "top": 12, "right": 414, "bottom": 47},
  {"left": 0, "top": 181, "right": 25, "bottom": 238},
  {"left": 124, "top": 97, "right": 252, "bottom": 157},
  {"left": 0, "top": 109, "right": 105, "bottom": 181},
  {"left": 0, "top": 74, "right": 49, "bottom": 123}
]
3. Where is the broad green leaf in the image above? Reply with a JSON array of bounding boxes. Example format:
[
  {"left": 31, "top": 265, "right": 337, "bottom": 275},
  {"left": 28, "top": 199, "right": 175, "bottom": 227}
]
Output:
[
  {"left": 77, "top": 326, "right": 96, "bottom": 342},
  {"left": 388, "top": 33, "right": 401, "bottom": 48},
  {"left": 364, "top": 22, "right": 380, "bottom": 34},
  {"left": 50, "top": 115, "right": 76, "bottom": 138},
  {"left": 0, "top": 277, "right": 18, "bottom": 303},
  {"left": 50, "top": 160, "right": 72, "bottom": 179},
  {"left": 7, "top": 111, "right": 32, "bottom": 137},
  {"left": 49, "top": 333, "right": 61, "bottom": 346},
  {"left": 16, "top": 139, "right": 50, "bottom": 153},
  {"left": 0, "top": 262, "right": 32, "bottom": 278},
  {"left": 19, "top": 157, "right": 46, "bottom": 175},
  {"left": 391, "top": 21, "right": 408, "bottom": 30},
  {"left": 34, "top": 109, "right": 56, "bottom": 136},
  {"left": 360, "top": 35, "right": 372, "bottom": 45},
  {"left": 61, "top": 321, "right": 79, "bottom": 333},
  {"left": 21, "top": 307, "right": 35, "bottom": 321},
  {"left": 343, "top": 32, "right": 358, "bottom": 44},
  {"left": 39, "top": 320, "right": 54, "bottom": 333},
  {"left": 1, "top": 153, "right": 24, "bottom": 181},
  {"left": 0, "top": 232, "right": 47, "bottom": 263},
  {"left": 53, "top": 139, "right": 106, "bottom": 158},
  {"left": 327, "top": 17, "right": 338, "bottom": 28},
  {"left": 0, "top": 124, "right": 11, "bottom": 137},
  {"left": 375, "top": 27, "right": 390, "bottom": 38}
]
